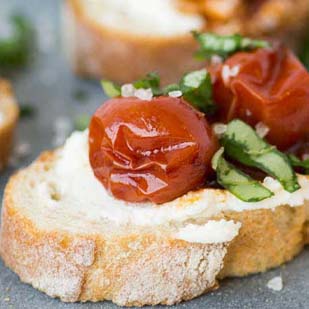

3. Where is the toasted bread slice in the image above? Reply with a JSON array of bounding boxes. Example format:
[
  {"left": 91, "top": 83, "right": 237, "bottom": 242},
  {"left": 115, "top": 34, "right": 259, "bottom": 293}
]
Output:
[
  {"left": 63, "top": 0, "right": 309, "bottom": 84},
  {"left": 63, "top": 0, "right": 204, "bottom": 85},
  {"left": 0, "top": 79, "right": 19, "bottom": 170},
  {"left": 0, "top": 142, "right": 308, "bottom": 305}
]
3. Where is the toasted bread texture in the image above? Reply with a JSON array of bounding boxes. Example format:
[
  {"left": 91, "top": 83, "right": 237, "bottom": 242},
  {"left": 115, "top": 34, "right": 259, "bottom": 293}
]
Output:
[
  {"left": 0, "top": 79, "right": 19, "bottom": 170},
  {"left": 64, "top": 0, "right": 309, "bottom": 84},
  {"left": 0, "top": 150, "right": 308, "bottom": 306}
]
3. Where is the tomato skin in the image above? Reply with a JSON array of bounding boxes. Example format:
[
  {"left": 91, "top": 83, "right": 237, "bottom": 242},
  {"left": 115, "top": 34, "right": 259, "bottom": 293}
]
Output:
[
  {"left": 89, "top": 97, "right": 218, "bottom": 204},
  {"left": 211, "top": 45, "right": 309, "bottom": 150}
]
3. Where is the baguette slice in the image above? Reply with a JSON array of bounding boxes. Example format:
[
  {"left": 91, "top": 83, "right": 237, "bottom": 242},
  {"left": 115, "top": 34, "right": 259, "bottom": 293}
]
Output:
[
  {"left": 63, "top": 0, "right": 205, "bottom": 85},
  {"left": 63, "top": 0, "right": 309, "bottom": 84},
  {"left": 0, "top": 79, "right": 19, "bottom": 170},
  {"left": 0, "top": 147, "right": 308, "bottom": 306}
]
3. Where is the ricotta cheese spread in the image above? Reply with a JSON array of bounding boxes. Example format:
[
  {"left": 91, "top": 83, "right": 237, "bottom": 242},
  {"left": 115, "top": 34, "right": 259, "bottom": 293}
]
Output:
[{"left": 34, "top": 130, "right": 309, "bottom": 243}]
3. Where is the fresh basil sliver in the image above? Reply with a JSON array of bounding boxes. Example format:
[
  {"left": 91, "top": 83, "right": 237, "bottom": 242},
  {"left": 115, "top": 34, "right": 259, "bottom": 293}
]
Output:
[
  {"left": 101, "top": 80, "right": 121, "bottom": 98},
  {"left": 288, "top": 154, "right": 309, "bottom": 174},
  {"left": 193, "top": 32, "right": 270, "bottom": 60},
  {"left": 180, "top": 69, "right": 216, "bottom": 114},
  {"left": 213, "top": 149, "right": 273, "bottom": 202},
  {"left": 222, "top": 120, "right": 300, "bottom": 193}
]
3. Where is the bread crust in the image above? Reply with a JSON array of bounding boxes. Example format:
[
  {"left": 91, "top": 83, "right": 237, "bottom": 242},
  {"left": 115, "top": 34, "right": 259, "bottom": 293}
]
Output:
[
  {"left": 0, "top": 152, "right": 308, "bottom": 305},
  {"left": 0, "top": 79, "right": 19, "bottom": 170},
  {"left": 64, "top": 0, "right": 309, "bottom": 84},
  {"left": 220, "top": 205, "right": 306, "bottom": 278}
]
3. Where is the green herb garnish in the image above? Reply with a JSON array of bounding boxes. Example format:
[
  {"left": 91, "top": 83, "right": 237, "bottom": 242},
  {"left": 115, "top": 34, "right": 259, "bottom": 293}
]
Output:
[
  {"left": 133, "top": 72, "right": 161, "bottom": 95},
  {"left": 288, "top": 154, "right": 309, "bottom": 174},
  {"left": 193, "top": 32, "right": 270, "bottom": 60},
  {"left": 222, "top": 120, "right": 300, "bottom": 193},
  {"left": 212, "top": 148, "right": 273, "bottom": 202},
  {"left": 74, "top": 114, "right": 90, "bottom": 131},
  {"left": 101, "top": 80, "right": 121, "bottom": 98},
  {"left": 101, "top": 69, "right": 215, "bottom": 114},
  {"left": 179, "top": 69, "right": 215, "bottom": 113},
  {"left": 0, "top": 14, "right": 34, "bottom": 68}
]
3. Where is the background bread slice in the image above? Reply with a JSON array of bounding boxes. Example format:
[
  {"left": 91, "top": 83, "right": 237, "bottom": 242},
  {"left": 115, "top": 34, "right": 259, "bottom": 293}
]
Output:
[
  {"left": 63, "top": 0, "right": 204, "bottom": 85},
  {"left": 0, "top": 151, "right": 308, "bottom": 305},
  {"left": 0, "top": 79, "right": 19, "bottom": 170},
  {"left": 63, "top": 0, "right": 309, "bottom": 84}
]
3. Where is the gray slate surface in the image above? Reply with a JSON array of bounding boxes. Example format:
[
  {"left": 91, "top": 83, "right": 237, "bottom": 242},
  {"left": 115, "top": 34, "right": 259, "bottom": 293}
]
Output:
[{"left": 0, "top": 1, "right": 309, "bottom": 308}]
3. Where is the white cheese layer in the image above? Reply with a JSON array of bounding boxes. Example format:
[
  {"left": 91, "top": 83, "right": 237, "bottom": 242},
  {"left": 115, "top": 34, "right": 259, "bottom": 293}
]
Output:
[
  {"left": 80, "top": 0, "right": 204, "bottom": 37},
  {"left": 51, "top": 131, "right": 309, "bottom": 227},
  {"left": 175, "top": 220, "right": 241, "bottom": 244}
]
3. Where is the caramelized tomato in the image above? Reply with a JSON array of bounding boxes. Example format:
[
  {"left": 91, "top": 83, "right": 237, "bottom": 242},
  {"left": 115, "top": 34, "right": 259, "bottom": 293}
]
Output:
[
  {"left": 211, "top": 45, "right": 309, "bottom": 150},
  {"left": 89, "top": 97, "right": 218, "bottom": 204}
]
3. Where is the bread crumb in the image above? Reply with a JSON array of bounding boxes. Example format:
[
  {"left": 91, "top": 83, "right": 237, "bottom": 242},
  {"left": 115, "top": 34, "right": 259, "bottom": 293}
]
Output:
[{"left": 267, "top": 276, "right": 283, "bottom": 291}]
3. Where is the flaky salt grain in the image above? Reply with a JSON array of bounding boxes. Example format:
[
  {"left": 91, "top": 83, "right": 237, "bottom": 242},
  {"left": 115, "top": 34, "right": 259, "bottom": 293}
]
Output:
[
  {"left": 245, "top": 109, "right": 252, "bottom": 117},
  {"left": 255, "top": 122, "right": 270, "bottom": 138},
  {"left": 134, "top": 88, "right": 153, "bottom": 101},
  {"left": 212, "top": 123, "right": 227, "bottom": 138},
  {"left": 121, "top": 84, "right": 135, "bottom": 97},
  {"left": 211, "top": 55, "right": 223, "bottom": 65},
  {"left": 267, "top": 276, "right": 283, "bottom": 291},
  {"left": 168, "top": 90, "right": 182, "bottom": 98},
  {"left": 222, "top": 65, "right": 240, "bottom": 85}
]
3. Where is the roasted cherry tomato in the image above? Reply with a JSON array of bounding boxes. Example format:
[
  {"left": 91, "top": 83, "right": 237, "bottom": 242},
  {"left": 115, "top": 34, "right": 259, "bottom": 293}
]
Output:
[
  {"left": 210, "top": 45, "right": 309, "bottom": 150},
  {"left": 89, "top": 96, "right": 218, "bottom": 204}
]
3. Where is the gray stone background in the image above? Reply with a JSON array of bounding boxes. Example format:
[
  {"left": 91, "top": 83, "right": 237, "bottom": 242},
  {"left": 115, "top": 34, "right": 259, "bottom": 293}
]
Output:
[{"left": 0, "top": 0, "right": 308, "bottom": 308}]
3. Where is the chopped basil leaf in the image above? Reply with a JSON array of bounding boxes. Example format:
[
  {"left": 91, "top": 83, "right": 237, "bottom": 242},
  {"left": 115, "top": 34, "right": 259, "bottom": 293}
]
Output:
[
  {"left": 133, "top": 72, "right": 161, "bottom": 95},
  {"left": 179, "top": 69, "right": 215, "bottom": 114},
  {"left": 288, "top": 154, "right": 309, "bottom": 174},
  {"left": 0, "top": 14, "right": 34, "bottom": 68},
  {"left": 213, "top": 149, "right": 273, "bottom": 202},
  {"left": 102, "top": 70, "right": 215, "bottom": 114},
  {"left": 101, "top": 80, "right": 121, "bottom": 98},
  {"left": 74, "top": 114, "right": 90, "bottom": 131},
  {"left": 222, "top": 120, "right": 300, "bottom": 193},
  {"left": 162, "top": 83, "right": 181, "bottom": 94},
  {"left": 193, "top": 32, "right": 270, "bottom": 60}
]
